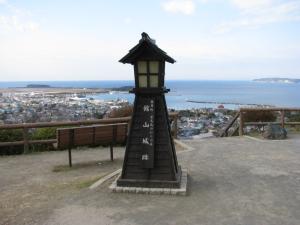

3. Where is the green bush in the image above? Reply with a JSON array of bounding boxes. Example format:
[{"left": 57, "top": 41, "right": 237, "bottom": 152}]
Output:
[
  {"left": 108, "top": 105, "right": 133, "bottom": 118},
  {"left": 286, "top": 112, "right": 300, "bottom": 122},
  {"left": 0, "top": 129, "right": 23, "bottom": 142},
  {"left": 31, "top": 127, "right": 56, "bottom": 140},
  {"left": 0, "top": 129, "right": 24, "bottom": 155},
  {"left": 29, "top": 127, "right": 57, "bottom": 152},
  {"left": 243, "top": 111, "right": 277, "bottom": 122}
]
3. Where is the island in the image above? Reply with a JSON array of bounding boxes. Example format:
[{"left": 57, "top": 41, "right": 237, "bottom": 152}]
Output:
[
  {"left": 109, "top": 86, "right": 134, "bottom": 91},
  {"left": 26, "top": 84, "right": 51, "bottom": 88},
  {"left": 253, "top": 78, "right": 300, "bottom": 84}
]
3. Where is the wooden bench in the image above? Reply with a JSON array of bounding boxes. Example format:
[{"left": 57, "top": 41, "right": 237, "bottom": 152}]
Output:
[{"left": 57, "top": 123, "right": 128, "bottom": 167}]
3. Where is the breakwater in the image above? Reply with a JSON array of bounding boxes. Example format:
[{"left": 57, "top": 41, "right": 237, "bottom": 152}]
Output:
[{"left": 187, "top": 100, "right": 273, "bottom": 107}]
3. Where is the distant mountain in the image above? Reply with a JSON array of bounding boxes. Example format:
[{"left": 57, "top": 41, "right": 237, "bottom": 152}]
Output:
[{"left": 253, "top": 78, "right": 300, "bottom": 84}]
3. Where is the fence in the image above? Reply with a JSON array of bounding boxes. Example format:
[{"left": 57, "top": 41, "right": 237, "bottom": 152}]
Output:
[
  {"left": 220, "top": 107, "right": 300, "bottom": 137},
  {"left": 0, "top": 112, "right": 178, "bottom": 152},
  {"left": 239, "top": 108, "right": 300, "bottom": 136}
]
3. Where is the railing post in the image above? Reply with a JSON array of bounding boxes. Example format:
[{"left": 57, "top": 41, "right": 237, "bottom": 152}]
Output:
[
  {"left": 239, "top": 110, "right": 244, "bottom": 136},
  {"left": 110, "top": 125, "right": 117, "bottom": 161},
  {"left": 174, "top": 113, "right": 178, "bottom": 139},
  {"left": 68, "top": 129, "right": 74, "bottom": 167},
  {"left": 23, "top": 127, "right": 29, "bottom": 153},
  {"left": 281, "top": 110, "right": 285, "bottom": 128}
]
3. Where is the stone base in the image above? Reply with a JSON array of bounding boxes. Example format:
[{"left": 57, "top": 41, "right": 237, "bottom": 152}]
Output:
[
  {"left": 117, "top": 166, "right": 182, "bottom": 188},
  {"left": 109, "top": 168, "right": 188, "bottom": 196}
]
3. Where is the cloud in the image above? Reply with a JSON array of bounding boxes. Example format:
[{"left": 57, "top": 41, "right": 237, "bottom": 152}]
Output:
[
  {"left": 215, "top": 0, "right": 300, "bottom": 33},
  {"left": 0, "top": 2, "right": 39, "bottom": 32},
  {"left": 230, "top": 0, "right": 272, "bottom": 10},
  {"left": 161, "top": 0, "right": 195, "bottom": 15},
  {"left": 0, "top": 32, "right": 133, "bottom": 81},
  {"left": 0, "top": 15, "right": 39, "bottom": 32}
]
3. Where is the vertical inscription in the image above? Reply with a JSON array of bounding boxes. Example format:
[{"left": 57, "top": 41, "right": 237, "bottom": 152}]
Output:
[{"left": 141, "top": 98, "right": 155, "bottom": 168}]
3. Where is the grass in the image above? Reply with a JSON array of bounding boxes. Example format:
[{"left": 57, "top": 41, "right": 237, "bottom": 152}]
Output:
[
  {"left": 245, "top": 131, "right": 262, "bottom": 138},
  {"left": 74, "top": 176, "right": 105, "bottom": 189},
  {"left": 48, "top": 174, "right": 107, "bottom": 191},
  {"left": 52, "top": 165, "right": 73, "bottom": 172},
  {"left": 52, "top": 160, "right": 104, "bottom": 172}
]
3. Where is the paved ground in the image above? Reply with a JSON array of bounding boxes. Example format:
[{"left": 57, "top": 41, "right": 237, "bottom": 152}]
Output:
[{"left": 1, "top": 137, "right": 300, "bottom": 225}]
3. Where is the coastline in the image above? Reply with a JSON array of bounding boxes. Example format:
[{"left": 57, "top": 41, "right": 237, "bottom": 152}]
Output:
[
  {"left": 1, "top": 79, "right": 300, "bottom": 111},
  {"left": 0, "top": 87, "right": 108, "bottom": 95}
]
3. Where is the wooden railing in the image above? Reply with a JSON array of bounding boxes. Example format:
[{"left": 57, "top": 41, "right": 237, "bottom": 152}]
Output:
[
  {"left": 0, "top": 112, "right": 178, "bottom": 152},
  {"left": 239, "top": 107, "right": 300, "bottom": 136},
  {"left": 219, "top": 111, "right": 240, "bottom": 137}
]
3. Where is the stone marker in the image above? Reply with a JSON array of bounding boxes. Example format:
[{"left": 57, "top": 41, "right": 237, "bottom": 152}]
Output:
[
  {"left": 114, "top": 32, "right": 186, "bottom": 194},
  {"left": 263, "top": 124, "right": 287, "bottom": 140}
]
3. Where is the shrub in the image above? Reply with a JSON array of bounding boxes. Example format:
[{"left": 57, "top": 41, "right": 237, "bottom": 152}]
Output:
[
  {"left": 243, "top": 111, "right": 277, "bottom": 122},
  {"left": 108, "top": 105, "right": 133, "bottom": 118},
  {"left": 29, "top": 127, "right": 57, "bottom": 152},
  {"left": 286, "top": 112, "right": 300, "bottom": 122},
  {"left": 0, "top": 129, "right": 24, "bottom": 155},
  {"left": 31, "top": 127, "right": 56, "bottom": 140}
]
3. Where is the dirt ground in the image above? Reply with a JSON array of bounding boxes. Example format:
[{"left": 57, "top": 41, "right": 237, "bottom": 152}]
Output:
[
  {"left": 1, "top": 137, "right": 300, "bottom": 225},
  {"left": 0, "top": 143, "right": 185, "bottom": 225},
  {"left": 0, "top": 147, "right": 124, "bottom": 225}
]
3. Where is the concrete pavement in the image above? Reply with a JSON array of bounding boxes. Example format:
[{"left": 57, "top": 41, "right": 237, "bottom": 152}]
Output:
[{"left": 43, "top": 136, "right": 300, "bottom": 225}]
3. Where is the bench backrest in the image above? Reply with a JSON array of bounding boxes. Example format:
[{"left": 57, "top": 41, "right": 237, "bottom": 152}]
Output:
[{"left": 57, "top": 123, "right": 128, "bottom": 150}]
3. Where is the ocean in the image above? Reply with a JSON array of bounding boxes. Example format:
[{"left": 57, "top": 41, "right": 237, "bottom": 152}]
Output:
[{"left": 1, "top": 80, "right": 299, "bottom": 110}]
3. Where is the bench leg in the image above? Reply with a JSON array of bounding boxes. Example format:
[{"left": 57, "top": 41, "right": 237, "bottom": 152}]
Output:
[
  {"left": 110, "top": 144, "right": 114, "bottom": 161},
  {"left": 68, "top": 148, "right": 72, "bottom": 167}
]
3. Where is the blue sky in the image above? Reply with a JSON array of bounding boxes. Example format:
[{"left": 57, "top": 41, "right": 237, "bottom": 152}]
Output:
[{"left": 0, "top": 0, "right": 300, "bottom": 81}]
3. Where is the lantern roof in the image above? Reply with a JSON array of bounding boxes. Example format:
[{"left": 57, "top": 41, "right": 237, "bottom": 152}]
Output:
[{"left": 119, "top": 32, "right": 176, "bottom": 64}]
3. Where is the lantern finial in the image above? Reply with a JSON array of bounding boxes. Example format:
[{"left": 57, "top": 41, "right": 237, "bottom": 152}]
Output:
[
  {"left": 140, "top": 32, "right": 156, "bottom": 44},
  {"left": 141, "top": 32, "right": 150, "bottom": 40}
]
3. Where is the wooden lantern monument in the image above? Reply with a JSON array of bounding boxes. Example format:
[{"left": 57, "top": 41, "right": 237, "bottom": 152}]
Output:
[{"left": 117, "top": 32, "right": 182, "bottom": 188}]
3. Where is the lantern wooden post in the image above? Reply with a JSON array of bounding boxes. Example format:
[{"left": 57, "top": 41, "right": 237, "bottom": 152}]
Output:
[{"left": 117, "top": 33, "right": 182, "bottom": 188}]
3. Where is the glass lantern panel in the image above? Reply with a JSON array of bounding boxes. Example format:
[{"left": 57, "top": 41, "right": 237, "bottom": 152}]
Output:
[
  {"left": 149, "top": 75, "right": 159, "bottom": 88},
  {"left": 139, "top": 75, "right": 147, "bottom": 88},
  {"left": 149, "top": 61, "right": 159, "bottom": 74},
  {"left": 138, "top": 61, "right": 147, "bottom": 73}
]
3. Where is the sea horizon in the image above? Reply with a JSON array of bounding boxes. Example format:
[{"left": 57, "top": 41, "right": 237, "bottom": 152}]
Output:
[{"left": 1, "top": 80, "right": 300, "bottom": 110}]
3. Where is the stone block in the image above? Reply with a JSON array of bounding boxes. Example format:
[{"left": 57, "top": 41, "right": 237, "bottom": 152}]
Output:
[
  {"left": 114, "top": 187, "right": 121, "bottom": 193},
  {"left": 142, "top": 188, "right": 150, "bottom": 194},
  {"left": 135, "top": 187, "right": 143, "bottom": 194},
  {"left": 163, "top": 189, "right": 171, "bottom": 195},
  {"left": 109, "top": 168, "right": 188, "bottom": 196},
  {"left": 171, "top": 189, "right": 178, "bottom": 195},
  {"left": 148, "top": 188, "right": 162, "bottom": 195},
  {"left": 123, "top": 187, "right": 131, "bottom": 193},
  {"left": 128, "top": 187, "right": 136, "bottom": 193}
]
